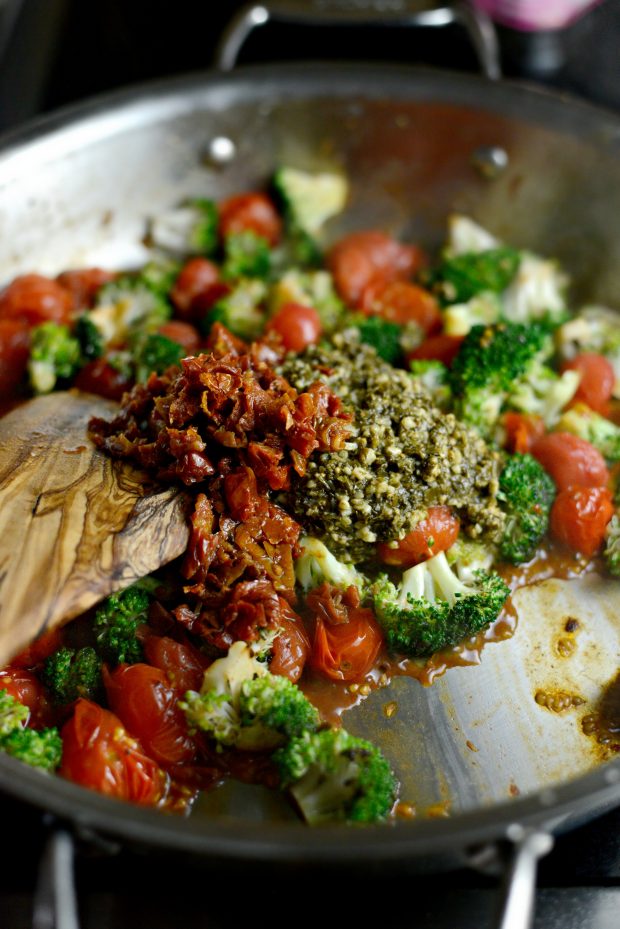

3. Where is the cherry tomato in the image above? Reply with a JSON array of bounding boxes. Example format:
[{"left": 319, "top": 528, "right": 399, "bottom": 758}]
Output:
[
  {"left": 266, "top": 303, "right": 322, "bottom": 353},
  {"left": 502, "top": 412, "right": 546, "bottom": 455},
  {"left": 407, "top": 334, "right": 464, "bottom": 366},
  {"left": 560, "top": 353, "right": 616, "bottom": 416},
  {"left": 327, "top": 231, "right": 425, "bottom": 306},
  {"left": 0, "top": 274, "right": 74, "bottom": 327},
  {"left": 0, "top": 669, "right": 53, "bottom": 728},
  {"left": 104, "top": 664, "right": 197, "bottom": 767},
  {"left": 73, "top": 358, "right": 132, "bottom": 401},
  {"left": 360, "top": 279, "right": 441, "bottom": 333},
  {"left": 170, "top": 258, "right": 222, "bottom": 319},
  {"left": 60, "top": 699, "right": 167, "bottom": 804},
  {"left": 532, "top": 432, "right": 610, "bottom": 491},
  {"left": 143, "top": 636, "right": 209, "bottom": 694},
  {"left": 550, "top": 485, "right": 615, "bottom": 557},
  {"left": 0, "top": 318, "right": 30, "bottom": 394},
  {"left": 158, "top": 320, "right": 201, "bottom": 354},
  {"left": 56, "top": 268, "right": 116, "bottom": 309},
  {"left": 218, "top": 192, "right": 282, "bottom": 246},
  {"left": 310, "top": 607, "right": 383, "bottom": 682},
  {"left": 268, "top": 616, "right": 311, "bottom": 683},
  {"left": 10, "top": 627, "right": 64, "bottom": 670},
  {"left": 377, "top": 506, "right": 460, "bottom": 566}
]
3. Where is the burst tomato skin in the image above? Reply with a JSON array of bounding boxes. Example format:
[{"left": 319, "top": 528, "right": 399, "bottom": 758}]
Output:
[
  {"left": 407, "top": 333, "right": 464, "bottom": 366},
  {"left": 561, "top": 353, "right": 615, "bottom": 415},
  {"left": 0, "top": 274, "right": 74, "bottom": 327},
  {"left": 266, "top": 303, "right": 322, "bottom": 352},
  {"left": 10, "top": 628, "right": 64, "bottom": 670},
  {"left": 60, "top": 699, "right": 167, "bottom": 805},
  {"left": 104, "top": 664, "right": 197, "bottom": 767},
  {"left": 218, "top": 193, "right": 282, "bottom": 246},
  {"left": 377, "top": 506, "right": 460, "bottom": 567},
  {"left": 56, "top": 268, "right": 116, "bottom": 309},
  {"left": 502, "top": 412, "right": 546, "bottom": 455},
  {"left": 268, "top": 616, "right": 311, "bottom": 683},
  {"left": 0, "top": 318, "right": 30, "bottom": 394},
  {"left": 170, "top": 258, "right": 222, "bottom": 319},
  {"left": 143, "top": 636, "right": 209, "bottom": 694},
  {"left": 310, "top": 608, "right": 383, "bottom": 682},
  {"left": 550, "top": 486, "right": 615, "bottom": 557},
  {"left": 158, "top": 320, "right": 201, "bottom": 354},
  {"left": 327, "top": 231, "right": 424, "bottom": 306},
  {"left": 360, "top": 279, "right": 441, "bottom": 333},
  {"left": 532, "top": 432, "right": 610, "bottom": 491},
  {"left": 73, "top": 358, "right": 132, "bottom": 401},
  {"left": 0, "top": 669, "right": 53, "bottom": 728}
]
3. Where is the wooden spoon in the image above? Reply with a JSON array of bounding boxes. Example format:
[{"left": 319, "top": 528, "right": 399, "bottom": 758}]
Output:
[{"left": 0, "top": 391, "right": 190, "bottom": 666}]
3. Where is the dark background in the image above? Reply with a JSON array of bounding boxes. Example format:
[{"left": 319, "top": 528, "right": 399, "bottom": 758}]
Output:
[{"left": 2, "top": 1, "right": 620, "bottom": 927}]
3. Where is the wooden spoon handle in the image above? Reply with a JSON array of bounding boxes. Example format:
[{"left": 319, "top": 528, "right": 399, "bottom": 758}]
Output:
[{"left": 0, "top": 392, "right": 190, "bottom": 665}]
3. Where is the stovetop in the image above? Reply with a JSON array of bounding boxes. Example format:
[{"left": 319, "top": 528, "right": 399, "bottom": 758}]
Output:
[{"left": 1, "top": 2, "right": 620, "bottom": 927}]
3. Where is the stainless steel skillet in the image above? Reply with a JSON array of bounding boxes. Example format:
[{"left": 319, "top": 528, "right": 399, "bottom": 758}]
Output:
[{"left": 0, "top": 58, "right": 620, "bottom": 929}]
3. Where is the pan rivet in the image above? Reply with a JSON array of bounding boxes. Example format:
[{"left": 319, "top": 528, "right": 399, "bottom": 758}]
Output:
[
  {"left": 471, "top": 146, "right": 509, "bottom": 179},
  {"left": 205, "top": 136, "right": 237, "bottom": 166}
]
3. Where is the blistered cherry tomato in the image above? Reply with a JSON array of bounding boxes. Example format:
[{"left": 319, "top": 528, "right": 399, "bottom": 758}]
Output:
[
  {"left": 60, "top": 699, "right": 167, "bottom": 804},
  {"left": 0, "top": 668, "right": 52, "bottom": 728},
  {"left": 10, "top": 628, "right": 64, "bottom": 670},
  {"left": 56, "top": 268, "right": 116, "bottom": 309},
  {"left": 327, "top": 231, "right": 424, "bottom": 306},
  {"left": 143, "top": 636, "right": 209, "bottom": 694},
  {"left": 377, "top": 506, "right": 460, "bottom": 566},
  {"left": 158, "top": 320, "right": 201, "bottom": 354},
  {"left": 268, "top": 616, "right": 311, "bottom": 683},
  {"left": 170, "top": 258, "right": 222, "bottom": 319},
  {"left": 502, "top": 412, "right": 546, "bottom": 455},
  {"left": 0, "top": 274, "right": 74, "bottom": 327},
  {"left": 73, "top": 359, "right": 132, "bottom": 401},
  {"left": 560, "top": 353, "right": 616, "bottom": 416},
  {"left": 550, "top": 485, "right": 615, "bottom": 557},
  {"left": 310, "top": 608, "right": 383, "bottom": 682},
  {"left": 218, "top": 192, "right": 282, "bottom": 246},
  {"left": 266, "top": 303, "right": 322, "bottom": 352},
  {"left": 532, "top": 432, "right": 610, "bottom": 491},
  {"left": 407, "top": 334, "right": 464, "bottom": 366},
  {"left": 0, "top": 318, "right": 30, "bottom": 394},
  {"left": 360, "top": 279, "right": 441, "bottom": 333},
  {"left": 104, "top": 664, "right": 197, "bottom": 766}
]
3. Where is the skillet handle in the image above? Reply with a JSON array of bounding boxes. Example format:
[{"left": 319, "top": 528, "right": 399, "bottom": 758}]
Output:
[
  {"left": 214, "top": 0, "right": 501, "bottom": 79},
  {"left": 494, "top": 829, "right": 554, "bottom": 929},
  {"left": 32, "top": 828, "right": 80, "bottom": 929}
]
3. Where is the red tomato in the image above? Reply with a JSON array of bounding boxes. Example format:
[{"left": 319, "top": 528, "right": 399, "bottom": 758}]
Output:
[
  {"left": 170, "top": 258, "right": 222, "bottom": 319},
  {"left": 0, "top": 318, "right": 30, "bottom": 394},
  {"left": 218, "top": 192, "right": 282, "bottom": 246},
  {"left": 550, "top": 485, "right": 615, "bottom": 557},
  {"left": 407, "top": 334, "right": 464, "bottom": 366},
  {"left": 561, "top": 353, "right": 616, "bottom": 416},
  {"left": 73, "top": 358, "right": 132, "bottom": 401},
  {"left": 158, "top": 320, "right": 201, "bottom": 354},
  {"left": 143, "top": 636, "right": 209, "bottom": 694},
  {"left": 104, "top": 664, "right": 197, "bottom": 767},
  {"left": 502, "top": 412, "right": 546, "bottom": 455},
  {"left": 360, "top": 279, "right": 441, "bottom": 333},
  {"left": 0, "top": 669, "right": 53, "bottom": 728},
  {"left": 327, "top": 231, "right": 425, "bottom": 306},
  {"left": 0, "top": 274, "right": 74, "bottom": 327},
  {"left": 266, "top": 303, "right": 322, "bottom": 352},
  {"left": 56, "top": 268, "right": 116, "bottom": 309},
  {"left": 60, "top": 699, "right": 167, "bottom": 805},
  {"left": 310, "top": 608, "right": 383, "bottom": 682},
  {"left": 377, "top": 506, "right": 460, "bottom": 566},
  {"left": 268, "top": 616, "right": 311, "bottom": 683},
  {"left": 10, "top": 627, "right": 64, "bottom": 670},
  {"left": 532, "top": 432, "right": 610, "bottom": 491}
]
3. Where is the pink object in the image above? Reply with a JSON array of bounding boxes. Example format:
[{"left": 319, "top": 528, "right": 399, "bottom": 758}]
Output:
[{"left": 472, "top": 0, "right": 602, "bottom": 31}]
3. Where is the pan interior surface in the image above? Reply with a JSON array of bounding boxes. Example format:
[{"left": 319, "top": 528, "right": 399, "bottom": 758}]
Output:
[{"left": 0, "top": 64, "right": 619, "bottom": 856}]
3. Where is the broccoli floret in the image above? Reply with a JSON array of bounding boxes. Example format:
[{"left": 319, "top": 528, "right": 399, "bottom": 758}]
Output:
[
  {"left": 373, "top": 550, "right": 509, "bottom": 657},
  {"left": 447, "top": 214, "right": 500, "bottom": 255},
  {"left": 28, "top": 322, "right": 82, "bottom": 394},
  {"left": 75, "top": 313, "right": 104, "bottom": 361},
  {"left": 42, "top": 646, "right": 103, "bottom": 704},
  {"left": 409, "top": 359, "right": 452, "bottom": 409},
  {"left": 205, "top": 279, "right": 267, "bottom": 341},
  {"left": 501, "top": 252, "right": 569, "bottom": 327},
  {"left": 556, "top": 404, "right": 620, "bottom": 463},
  {"left": 222, "top": 231, "right": 271, "bottom": 280},
  {"left": 506, "top": 359, "right": 580, "bottom": 427},
  {"left": 273, "top": 727, "right": 397, "bottom": 825},
  {"left": 449, "top": 322, "right": 551, "bottom": 438},
  {"left": 604, "top": 514, "right": 620, "bottom": 577},
  {"left": 556, "top": 306, "right": 620, "bottom": 398},
  {"left": 0, "top": 690, "right": 29, "bottom": 735},
  {"left": 93, "top": 585, "right": 150, "bottom": 665},
  {"left": 0, "top": 727, "right": 62, "bottom": 772},
  {"left": 445, "top": 537, "right": 496, "bottom": 585},
  {"left": 442, "top": 293, "right": 502, "bottom": 337},
  {"left": 295, "top": 536, "right": 366, "bottom": 593},
  {"left": 497, "top": 453, "right": 556, "bottom": 564},
  {"left": 354, "top": 315, "right": 402, "bottom": 364},
  {"left": 269, "top": 269, "right": 344, "bottom": 333},
  {"left": 150, "top": 198, "right": 219, "bottom": 256},
  {"left": 140, "top": 258, "right": 182, "bottom": 296},
  {"left": 273, "top": 167, "right": 348, "bottom": 239},
  {"left": 130, "top": 332, "right": 185, "bottom": 383},
  {"left": 91, "top": 274, "right": 171, "bottom": 346},
  {"left": 433, "top": 248, "right": 521, "bottom": 305},
  {"left": 180, "top": 640, "right": 318, "bottom": 751}
]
